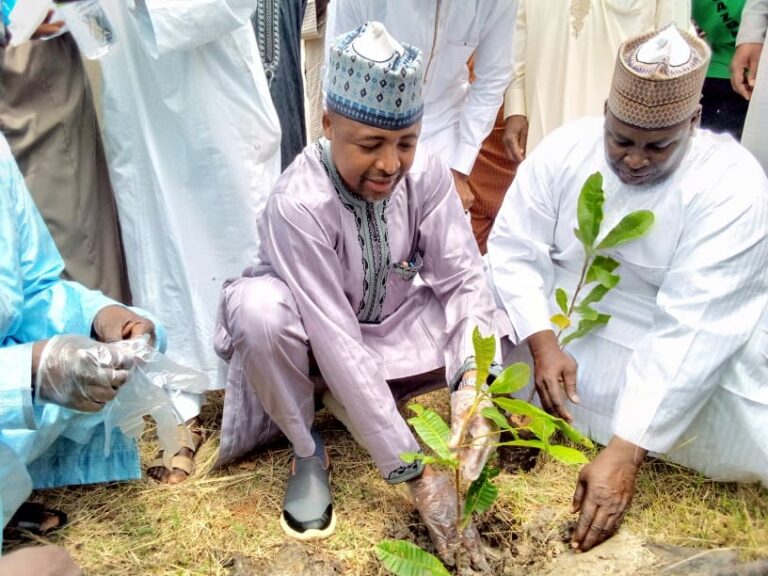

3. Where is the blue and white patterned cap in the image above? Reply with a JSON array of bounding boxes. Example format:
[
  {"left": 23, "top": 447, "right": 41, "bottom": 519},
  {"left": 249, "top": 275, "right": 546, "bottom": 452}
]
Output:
[{"left": 326, "top": 21, "right": 424, "bottom": 130}]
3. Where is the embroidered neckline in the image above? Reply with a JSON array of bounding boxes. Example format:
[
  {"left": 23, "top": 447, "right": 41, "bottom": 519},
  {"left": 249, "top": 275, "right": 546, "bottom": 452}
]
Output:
[
  {"left": 317, "top": 140, "right": 391, "bottom": 323},
  {"left": 254, "top": 0, "right": 281, "bottom": 86}
]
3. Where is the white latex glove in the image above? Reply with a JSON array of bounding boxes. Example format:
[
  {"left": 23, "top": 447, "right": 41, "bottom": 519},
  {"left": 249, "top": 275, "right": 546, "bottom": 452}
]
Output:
[
  {"left": 407, "top": 466, "right": 488, "bottom": 570},
  {"left": 448, "top": 378, "right": 497, "bottom": 482},
  {"left": 35, "top": 335, "right": 149, "bottom": 412}
]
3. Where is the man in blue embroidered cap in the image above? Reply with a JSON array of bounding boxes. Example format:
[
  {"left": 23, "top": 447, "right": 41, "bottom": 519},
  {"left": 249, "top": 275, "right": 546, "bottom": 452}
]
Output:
[{"left": 214, "top": 21, "right": 500, "bottom": 568}]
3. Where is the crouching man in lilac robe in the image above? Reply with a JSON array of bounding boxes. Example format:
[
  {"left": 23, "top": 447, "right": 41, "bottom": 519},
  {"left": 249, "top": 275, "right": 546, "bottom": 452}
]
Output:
[{"left": 214, "top": 22, "right": 500, "bottom": 569}]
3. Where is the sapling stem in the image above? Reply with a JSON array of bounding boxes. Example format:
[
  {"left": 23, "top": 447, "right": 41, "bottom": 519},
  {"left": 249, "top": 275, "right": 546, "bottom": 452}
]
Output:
[{"left": 556, "top": 254, "right": 591, "bottom": 343}]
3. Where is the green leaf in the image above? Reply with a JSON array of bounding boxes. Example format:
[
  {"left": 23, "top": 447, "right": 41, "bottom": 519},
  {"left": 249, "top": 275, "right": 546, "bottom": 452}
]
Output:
[
  {"left": 462, "top": 466, "right": 500, "bottom": 524},
  {"left": 487, "top": 363, "right": 530, "bottom": 395},
  {"left": 528, "top": 417, "right": 556, "bottom": 443},
  {"left": 545, "top": 445, "right": 590, "bottom": 466},
  {"left": 585, "top": 255, "right": 620, "bottom": 285},
  {"left": 555, "top": 288, "right": 569, "bottom": 315},
  {"left": 596, "top": 210, "right": 655, "bottom": 250},
  {"left": 550, "top": 313, "right": 571, "bottom": 330},
  {"left": 586, "top": 255, "right": 621, "bottom": 289},
  {"left": 550, "top": 419, "right": 594, "bottom": 449},
  {"left": 376, "top": 540, "right": 451, "bottom": 576},
  {"left": 496, "top": 438, "right": 546, "bottom": 450},
  {"left": 579, "top": 284, "right": 609, "bottom": 308},
  {"left": 574, "top": 304, "right": 599, "bottom": 321},
  {"left": 493, "top": 397, "right": 594, "bottom": 449},
  {"left": 400, "top": 452, "right": 458, "bottom": 468},
  {"left": 481, "top": 406, "right": 511, "bottom": 430},
  {"left": 576, "top": 172, "right": 605, "bottom": 249},
  {"left": 407, "top": 404, "right": 453, "bottom": 461},
  {"left": 493, "top": 397, "right": 552, "bottom": 420},
  {"left": 472, "top": 327, "right": 496, "bottom": 387},
  {"left": 560, "top": 313, "right": 611, "bottom": 347}
]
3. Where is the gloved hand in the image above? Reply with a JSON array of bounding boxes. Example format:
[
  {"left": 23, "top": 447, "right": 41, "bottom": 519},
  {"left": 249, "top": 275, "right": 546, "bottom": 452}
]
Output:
[
  {"left": 91, "top": 305, "right": 156, "bottom": 346},
  {"left": 448, "top": 378, "right": 498, "bottom": 482},
  {"left": 407, "top": 466, "right": 488, "bottom": 570},
  {"left": 35, "top": 335, "right": 148, "bottom": 412}
]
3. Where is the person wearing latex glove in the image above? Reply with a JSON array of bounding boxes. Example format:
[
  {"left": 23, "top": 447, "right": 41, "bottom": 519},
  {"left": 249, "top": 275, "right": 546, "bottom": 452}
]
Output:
[
  {"left": 407, "top": 465, "right": 489, "bottom": 571},
  {"left": 214, "top": 23, "right": 505, "bottom": 562},
  {"left": 31, "top": 304, "right": 155, "bottom": 413},
  {"left": 448, "top": 370, "right": 498, "bottom": 482},
  {"left": 0, "top": 134, "right": 164, "bottom": 545}
]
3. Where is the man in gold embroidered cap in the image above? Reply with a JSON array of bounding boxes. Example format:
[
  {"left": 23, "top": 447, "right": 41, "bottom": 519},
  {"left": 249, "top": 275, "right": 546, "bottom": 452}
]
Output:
[
  {"left": 488, "top": 24, "right": 768, "bottom": 551},
  {"left": 214, "top": 21, "right": 500, "bottom": 568}
]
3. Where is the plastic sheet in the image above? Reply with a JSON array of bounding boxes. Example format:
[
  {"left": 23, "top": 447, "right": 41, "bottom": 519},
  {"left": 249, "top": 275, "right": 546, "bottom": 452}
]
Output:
[{"left": 101, "top": 336, "right": 209, "bottom": 466}]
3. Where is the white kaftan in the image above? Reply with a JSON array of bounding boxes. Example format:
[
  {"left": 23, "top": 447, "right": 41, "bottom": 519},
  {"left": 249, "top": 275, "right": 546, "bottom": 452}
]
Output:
[
  {"left": 98, "top": 0, "right": 282, "bottom": 413},
  {"left": 738, "top": 0, "right": 768, "bottom": 173},
  {"left": 327, "top": 0, "right": 517, "bottom": 175},
  {"left": 487, "top": 117, "right": 768, "bottom": 484},
  {"left": 504, "top": 0, "right": 692, "bottom": 153}
]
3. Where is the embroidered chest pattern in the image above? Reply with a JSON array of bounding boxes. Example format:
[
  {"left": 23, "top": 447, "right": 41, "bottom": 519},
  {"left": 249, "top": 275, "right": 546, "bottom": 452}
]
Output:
[
  {"left": 569, "top": 0, "right": 591, "bottom": 38},
  {"left": 318, "top": 141, "right": 391, "bottom": 323}
]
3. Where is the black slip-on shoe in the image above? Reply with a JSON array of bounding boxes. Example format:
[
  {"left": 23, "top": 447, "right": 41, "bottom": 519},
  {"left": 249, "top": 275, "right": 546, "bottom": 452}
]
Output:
[{"left": 280, "top": 430, "right": 336, "bottom": 540}]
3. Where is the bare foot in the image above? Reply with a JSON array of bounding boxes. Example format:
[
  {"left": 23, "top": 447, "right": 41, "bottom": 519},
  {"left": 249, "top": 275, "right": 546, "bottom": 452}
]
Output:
[{"left": 147, "top": 418, "right": 202, "bottom": 484}]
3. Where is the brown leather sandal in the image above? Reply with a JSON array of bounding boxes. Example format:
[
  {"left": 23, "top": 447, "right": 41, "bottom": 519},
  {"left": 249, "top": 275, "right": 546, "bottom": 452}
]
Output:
[{"left": 147, "top": 422, "right": 203, "bottom": 483}]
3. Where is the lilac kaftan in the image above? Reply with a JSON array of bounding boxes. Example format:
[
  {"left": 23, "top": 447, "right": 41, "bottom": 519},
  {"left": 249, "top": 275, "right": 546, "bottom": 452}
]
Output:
[{"left": 216, "top": 141, "right": 500, "bottom": 481}]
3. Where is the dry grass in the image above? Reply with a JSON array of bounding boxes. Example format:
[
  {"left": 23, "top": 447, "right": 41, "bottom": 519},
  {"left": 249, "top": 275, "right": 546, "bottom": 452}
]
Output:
[{"left": 5, "top": 391, "right": 767, "bottom": 575}]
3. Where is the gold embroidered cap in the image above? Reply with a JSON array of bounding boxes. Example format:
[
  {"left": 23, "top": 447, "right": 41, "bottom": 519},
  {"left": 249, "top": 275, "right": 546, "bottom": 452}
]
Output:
[{"left": 607, "top": 24, "right": 711, "bottom": 129}]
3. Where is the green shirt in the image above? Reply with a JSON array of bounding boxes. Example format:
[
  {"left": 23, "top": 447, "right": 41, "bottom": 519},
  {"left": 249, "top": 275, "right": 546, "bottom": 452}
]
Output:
[{"left": 693, "top": 0, "right": 747, "bottom": 79}]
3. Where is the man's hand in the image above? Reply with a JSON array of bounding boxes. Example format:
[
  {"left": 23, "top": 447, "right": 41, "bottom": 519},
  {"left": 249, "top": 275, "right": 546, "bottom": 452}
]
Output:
[
  {"left": 528, "top": 330, "right": 578, "bottom": 422},
  {"left": 451, "top": 169, "right": 474, "bottom": 212},
  {"left": 503, "top": 115, "right": 529, "bottom": 162},
  {"left": 92, "top": 305, "right": 156, "bottom": 345},
  {"left": 570, "top": 437, "right": 646, "bottom": 552},
  {"left": 448, "top": 371, "right": 498, "bottom": 481},
  {"left": 407, "top": 466, "right": 488, "bottom": 570},
  {"left": 731, "top": 42, "right": 763, "bottom": 100},
  {"left": 34, "top": 335, "right": 143, "bottom": 412},
  {"left": 31, "top": 10, "right": 65, "bottom": 40}
]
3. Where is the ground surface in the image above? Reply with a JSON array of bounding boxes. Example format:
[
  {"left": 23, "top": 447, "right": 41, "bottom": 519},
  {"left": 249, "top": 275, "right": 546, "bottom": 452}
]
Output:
[{"left": 5, "top": 392, "right": 767, "bottom": 575}]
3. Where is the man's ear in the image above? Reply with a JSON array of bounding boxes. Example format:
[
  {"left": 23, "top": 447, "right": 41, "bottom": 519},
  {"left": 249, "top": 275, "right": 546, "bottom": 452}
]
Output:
[
  {"left": 322, "top": 110, "right": 333, "bottom": 140},
  {"left": 690, "top": 105, "right": 703, "bottom": 131}
]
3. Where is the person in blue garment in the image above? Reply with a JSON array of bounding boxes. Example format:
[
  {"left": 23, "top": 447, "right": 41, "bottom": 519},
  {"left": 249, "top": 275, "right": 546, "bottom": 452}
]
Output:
[{"left": 0, "top": 131, "right": 164, "bottom": 545}]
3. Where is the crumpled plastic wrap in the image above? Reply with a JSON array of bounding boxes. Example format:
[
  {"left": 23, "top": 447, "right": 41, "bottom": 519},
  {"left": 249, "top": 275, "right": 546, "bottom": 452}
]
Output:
[{"left": 101, "top": 336, "right": 209, "bottom": 466}]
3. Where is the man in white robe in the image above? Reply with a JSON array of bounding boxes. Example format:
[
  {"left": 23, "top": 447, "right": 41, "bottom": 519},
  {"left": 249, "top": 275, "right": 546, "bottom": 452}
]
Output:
[
  {"left": 502, "top": 0, "right": 691, "bottom": 160},
  {"left": 488, "top": 26, "right": 768, "bottom": 553},
  {"left": 215, "top": 23, "right": 499, "bottom": 569},
  {"left": 327, "top": 0, "right": 517, "bottom": 212},
  {"left": 732, "top": 0, "right": 768, "bottom": 172},
  {"left": 97, "top": 0, "right": 282, "bottom": 482}
]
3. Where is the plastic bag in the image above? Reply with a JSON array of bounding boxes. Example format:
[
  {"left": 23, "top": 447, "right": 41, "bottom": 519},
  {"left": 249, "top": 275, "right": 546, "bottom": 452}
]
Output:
[{"left": 101, "top": 336, "right": 209, "bottom": 466}]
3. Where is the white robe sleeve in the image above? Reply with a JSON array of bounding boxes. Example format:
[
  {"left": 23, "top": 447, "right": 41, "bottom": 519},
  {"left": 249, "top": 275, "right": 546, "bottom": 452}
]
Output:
[
  {"left": 449, "top": 0, "right": 518, "bottom": 175},
  {"left": 614, "top": 159, "right": 768, "bottom": 453},
  {"left": 486, "top": 136, "right": 560, "bottom": 342},
  {"left": 503, "top": 0, "right": 527, "bottom": 120},
  {"left": 130, "top": 0, "right": 256, "bottom": 56},
  {"left": 737, "top": 0, "right": 768, "bottom": 45}
]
